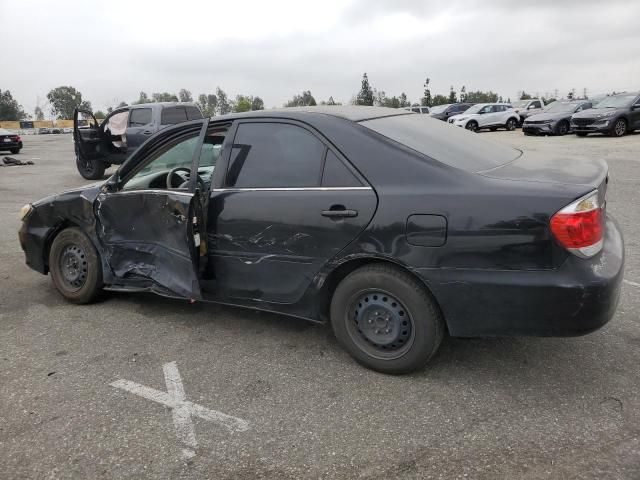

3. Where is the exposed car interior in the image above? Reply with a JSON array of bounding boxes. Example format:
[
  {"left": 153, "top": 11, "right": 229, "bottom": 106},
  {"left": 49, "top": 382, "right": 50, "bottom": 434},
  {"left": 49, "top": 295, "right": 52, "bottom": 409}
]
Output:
[{"left": 121, "top": 128, "right": 226, "bottom": 193}]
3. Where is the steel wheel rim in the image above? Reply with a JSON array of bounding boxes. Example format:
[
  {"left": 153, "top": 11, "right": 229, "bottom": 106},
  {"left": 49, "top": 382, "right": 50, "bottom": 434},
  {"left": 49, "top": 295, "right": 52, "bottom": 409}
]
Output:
[
  {"left": 346, "top": 289, "right": 416, "bottom": 360},
  {"left": 466, "top": 122, "right": 477, "bottom": 131},
  {"left": 59, "top": 243, "right": 88, "bottom": 291},
  {"left": 615, "top": 120, "right": 625, "bottom": 136}
]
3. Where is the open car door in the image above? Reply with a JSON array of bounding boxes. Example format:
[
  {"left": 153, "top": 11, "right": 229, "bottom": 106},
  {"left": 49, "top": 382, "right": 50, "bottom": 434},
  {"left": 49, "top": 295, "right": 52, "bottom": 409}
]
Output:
[
  {"left": 73, "top": 107, "right": 130, "bottom": 180},
  {"left": 93, "top": 120, "right": 209, "bottom": 299}
]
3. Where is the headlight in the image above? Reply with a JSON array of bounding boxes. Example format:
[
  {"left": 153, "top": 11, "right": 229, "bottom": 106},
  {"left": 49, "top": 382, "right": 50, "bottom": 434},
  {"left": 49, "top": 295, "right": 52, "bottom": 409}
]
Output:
[
  {"left": 598, "top": 110, "right": 616, "bottom": 118},
  {"left": 456, "top": 117, "right": 467, "bottom": 122},
  {"left": 543, "top": 120, "right": 554, "bottom": 124},
  {"left": 19, "top": 204, "right": 33, "bottom": 221}
]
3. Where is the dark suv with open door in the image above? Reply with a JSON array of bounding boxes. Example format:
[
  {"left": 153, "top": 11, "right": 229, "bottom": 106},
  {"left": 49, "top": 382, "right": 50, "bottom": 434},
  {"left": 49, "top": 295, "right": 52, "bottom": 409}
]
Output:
[{"left": 74, "top": 102, "right": 202, "bottom": 179}]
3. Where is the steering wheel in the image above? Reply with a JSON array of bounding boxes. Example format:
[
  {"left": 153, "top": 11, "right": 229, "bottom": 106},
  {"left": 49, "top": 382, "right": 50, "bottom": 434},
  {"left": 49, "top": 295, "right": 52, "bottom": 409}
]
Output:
[
  {"left": 166, "top": 166, "right": 208, "bottom": 193},
  {"left": 166, "top": 167, "right": 191, "bottom": 189}
]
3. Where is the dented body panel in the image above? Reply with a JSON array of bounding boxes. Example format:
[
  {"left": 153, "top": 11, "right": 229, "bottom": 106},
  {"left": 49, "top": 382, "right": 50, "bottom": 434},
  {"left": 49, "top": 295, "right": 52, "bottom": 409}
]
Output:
[{"left": 19, "top": 107, "right": 625, "bottom": 337}]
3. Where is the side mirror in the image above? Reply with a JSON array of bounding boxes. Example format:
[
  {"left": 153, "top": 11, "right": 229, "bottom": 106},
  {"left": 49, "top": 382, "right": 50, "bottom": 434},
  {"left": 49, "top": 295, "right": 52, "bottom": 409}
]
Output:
[
  {"left": 527, "top": 104, "right": 536, "bottom": 110},
  {"left": 632, "top": 104, "right": 640, "bottom": 110}
]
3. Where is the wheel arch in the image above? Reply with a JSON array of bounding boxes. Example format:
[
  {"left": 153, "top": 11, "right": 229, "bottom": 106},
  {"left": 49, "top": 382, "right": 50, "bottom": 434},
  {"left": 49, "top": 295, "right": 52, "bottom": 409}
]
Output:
[{"left": 318, "top": 256, "right": 447, "bottom": 330}]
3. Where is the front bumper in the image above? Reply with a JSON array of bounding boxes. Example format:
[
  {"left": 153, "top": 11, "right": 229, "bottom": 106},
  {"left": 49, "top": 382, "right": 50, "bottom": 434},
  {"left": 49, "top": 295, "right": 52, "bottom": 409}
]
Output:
[
  {"left": 571, "top": 119, "right": 611, "bottom": 133},
  {"left": 417, "top": 215, "right": 624, "bottom": 337},
  {"left": 523, "top": 123, "right": 555, "bottom": 135}
]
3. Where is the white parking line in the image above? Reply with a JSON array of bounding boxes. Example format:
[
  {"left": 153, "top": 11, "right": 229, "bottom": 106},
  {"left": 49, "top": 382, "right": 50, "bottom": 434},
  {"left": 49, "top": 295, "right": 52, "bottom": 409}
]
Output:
[
  {"left": 111, "top": 361, "right": 249, "bottom": 460},
  {"left": 624, "top": 279, "right": 640, "bottom": 287}
]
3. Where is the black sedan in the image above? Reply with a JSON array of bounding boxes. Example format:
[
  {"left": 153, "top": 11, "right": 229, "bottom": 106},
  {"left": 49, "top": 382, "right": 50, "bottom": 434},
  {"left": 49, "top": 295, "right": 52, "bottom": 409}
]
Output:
[
  {"left": 18, "top": 107, "right": 624, "bottom": 374},
  {"left": 523, "top": 100, "right": 592, "bottom": 136},
  {"left": 0, "top": 128, "right": 23, "bottom": 154}
]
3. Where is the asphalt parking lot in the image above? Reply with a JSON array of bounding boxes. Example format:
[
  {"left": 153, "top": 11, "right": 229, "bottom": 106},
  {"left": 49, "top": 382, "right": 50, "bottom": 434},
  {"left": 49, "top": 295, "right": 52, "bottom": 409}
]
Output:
[{"left": 1, "top": 131, "right": 639, "bottom": 479}]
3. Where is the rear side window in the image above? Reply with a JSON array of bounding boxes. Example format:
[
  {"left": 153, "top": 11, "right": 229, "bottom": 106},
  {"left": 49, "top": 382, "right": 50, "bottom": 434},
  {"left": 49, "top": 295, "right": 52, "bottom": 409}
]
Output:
[
  {"left": 227, "top": 123, "right": 325, "bottom": 188},
  {"left": 186, "top": 106, "right": 203, "bottom": 120},
  {"left": 360, "top": 114, "right": 520, "bottom": 172},
  {"left": 161, "top": 107, "right": 188, "bottom": 125},
  {"left": 322, "top": 151, "right": 362, "bottom": 187},
  {"left": 129, "top": 108, "right": 152, "bottom": 126}
]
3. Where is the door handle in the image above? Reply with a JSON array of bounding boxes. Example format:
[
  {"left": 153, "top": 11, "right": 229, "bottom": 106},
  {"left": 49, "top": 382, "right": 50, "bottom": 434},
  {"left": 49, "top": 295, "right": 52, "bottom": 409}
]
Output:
[{"left": 321, "top": 207, "right": 358, "bottom": 218}]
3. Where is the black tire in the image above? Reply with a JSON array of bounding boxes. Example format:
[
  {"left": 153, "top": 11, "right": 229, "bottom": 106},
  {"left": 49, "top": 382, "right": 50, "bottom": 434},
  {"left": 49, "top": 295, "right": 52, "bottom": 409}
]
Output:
[
  {"left": 10, "top": 148, "right": 20, "bottom": 154},
  {"left": 49, "top": 227, "right": 103, "bottom": 304},
  {"left": 465, "top": 121, "right": 478, "bottom": 132},
  {"left": 330, "top": 264, "right": 445, "bottom": 374},
  {"left": 505, "top": 117, "right": 518, "bottom": 131},
  {"left": 576, "top": 132, "right": 588, "bottom": 137},
  {"left": 555, "top": 120, "right": 569, "bottom": 136},
  {"left": 610, "top": 118, "right": 627, "bottom": 137},
  {"left": 75, "top": 148, "right": 106, "bottom": 180}
]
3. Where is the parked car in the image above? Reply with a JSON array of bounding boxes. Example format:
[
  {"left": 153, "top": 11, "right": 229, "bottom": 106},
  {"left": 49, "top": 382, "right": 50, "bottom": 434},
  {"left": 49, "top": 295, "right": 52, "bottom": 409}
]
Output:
[
  {"left": 74, "top": 102, "right": 203, "bottom": 180},
  {"left": 403, "top": 106, "right": 430, "bottom": 114},
  {"left": 38, "top": 128, "right": 50, "bottom": 134},
  {"left": 50, "top": 127, "right": 62, "bottom": 134},
  {"left": 0, "top": 128, "right": 22, "bottom": 154},
  {"left": 448, "top": 103, "right": 519, "bottom": 132},
  {"left": 571, "top": 92, "right": 640, "bottom": 137},
  {"left": 523, "top": 100, "right": 592, "bottom": 136},
  {"left": 62, "top": 127, "right": 73, "bottom": 134},
  {"left": 429, "top": 103, "right": 474, "bottom": 121},
  {"left": 512, "top": 98, "right": 545, "bottom": 124},
  {"left": 19, "top": 106, "right": 623, "bottom": 374}
]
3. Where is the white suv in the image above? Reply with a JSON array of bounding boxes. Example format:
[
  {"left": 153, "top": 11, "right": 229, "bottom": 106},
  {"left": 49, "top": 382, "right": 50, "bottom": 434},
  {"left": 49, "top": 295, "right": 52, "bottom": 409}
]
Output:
[{"left": 448, "top": 103, "right": 520, "bottom": 132}]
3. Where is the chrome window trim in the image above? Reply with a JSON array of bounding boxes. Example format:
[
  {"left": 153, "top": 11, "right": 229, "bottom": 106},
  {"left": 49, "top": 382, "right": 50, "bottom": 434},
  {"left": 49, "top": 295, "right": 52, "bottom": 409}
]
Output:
[
  {"left": 213, "top": 186, "right": 373, "bottom": 192},
  {"left": 109, "top": 189, "right": 194, "bottom": 197}
]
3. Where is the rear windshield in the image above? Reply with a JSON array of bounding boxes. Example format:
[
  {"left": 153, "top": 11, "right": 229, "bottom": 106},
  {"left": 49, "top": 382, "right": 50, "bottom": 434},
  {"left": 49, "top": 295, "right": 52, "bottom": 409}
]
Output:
[{"left": 360, "top": 114, "right": 520, "bottom": 172}]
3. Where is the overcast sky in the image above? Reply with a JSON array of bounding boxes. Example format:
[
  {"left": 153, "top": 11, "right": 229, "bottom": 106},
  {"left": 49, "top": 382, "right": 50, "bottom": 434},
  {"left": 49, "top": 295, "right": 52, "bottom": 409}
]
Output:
[{"left": 3, "top": 0, "right": 639, "bottom": 116}]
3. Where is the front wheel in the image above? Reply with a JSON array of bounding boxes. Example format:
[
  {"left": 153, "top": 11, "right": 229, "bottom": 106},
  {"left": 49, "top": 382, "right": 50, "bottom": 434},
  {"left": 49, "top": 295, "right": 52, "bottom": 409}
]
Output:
[
  {"left": 505, "top": 118, "right": 518, "bottom": 131},
  {"left": 465, "top": 121, "right": 478, "bottom": 132},
  {"left": 49, "top": 227, "right": 103, "bottom": 304},
  {"left": 330, "top": 264, "right": 444, "bottom": 374},
  {"left": 76, "top": 154, "right": 106, "bottom": 180},
  {"left": 555, "top": 120, "right": 569, "bottom": 136},
  {"left": 611, "top": 119, "right": 627, "bottom": 137}
]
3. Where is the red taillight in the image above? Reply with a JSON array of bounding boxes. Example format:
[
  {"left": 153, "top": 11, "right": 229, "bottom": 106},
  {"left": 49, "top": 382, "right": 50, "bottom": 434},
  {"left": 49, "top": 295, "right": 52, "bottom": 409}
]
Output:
[
  {"left": 550, "top": 191, "right": 604, "bottom": 258},
  {"left": 13, "top": 135, "right": 21, "bottom": 142}
]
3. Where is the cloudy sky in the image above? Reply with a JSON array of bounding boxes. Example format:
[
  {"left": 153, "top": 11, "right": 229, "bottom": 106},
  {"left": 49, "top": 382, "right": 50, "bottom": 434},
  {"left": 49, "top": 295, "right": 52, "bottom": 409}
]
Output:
[{"left": 3, "top": 0, "right": 639, "bottom": 116}]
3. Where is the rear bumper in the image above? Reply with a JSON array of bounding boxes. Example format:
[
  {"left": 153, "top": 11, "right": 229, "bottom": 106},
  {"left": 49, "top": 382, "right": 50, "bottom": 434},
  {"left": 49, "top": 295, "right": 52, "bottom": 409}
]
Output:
[
  {"left": 0, "top": 141, "right": 21, "bottom": 150},
  {"left": 417, "top": 215, "right": 624, "bottom": 337}
]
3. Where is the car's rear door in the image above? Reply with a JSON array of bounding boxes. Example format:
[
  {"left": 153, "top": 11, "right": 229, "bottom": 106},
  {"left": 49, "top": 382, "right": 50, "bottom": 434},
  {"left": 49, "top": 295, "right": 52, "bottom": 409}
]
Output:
[
  {"left": 205, "top": 119, "right": 377, "bottom": 304},
  {"left": 94, "top": 120, "right": 208, "bottom": 299}
]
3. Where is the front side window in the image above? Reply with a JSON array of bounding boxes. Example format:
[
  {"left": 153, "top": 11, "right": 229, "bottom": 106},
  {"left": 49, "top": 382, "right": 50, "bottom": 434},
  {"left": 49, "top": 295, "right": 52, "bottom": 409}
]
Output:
[
  {"left": 531, "top": 101, "right": 542, "bottom": 109},
  {"left": 122, "top": 135, "right": 198, "bottom": 191},
  {"left": 129, "top": 108, "right": 152, "bottom": 126},
  {"left": 226, "top": 123, "right": 325, "bottom": 188}
]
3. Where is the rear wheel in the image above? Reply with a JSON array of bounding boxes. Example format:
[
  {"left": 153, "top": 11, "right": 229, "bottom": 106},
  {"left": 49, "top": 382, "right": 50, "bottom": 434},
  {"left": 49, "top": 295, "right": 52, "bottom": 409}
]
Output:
[
  {"left": 611, "top": 119, "right": 627, "bottom": 137},
  {"left": 465, "top": 121, "right": 478, "bottom": 132},
  {"left": 555, "top": 120, "right": 569, "bottom": 136},
  {"left": 49, "top": 227, "right": 102, "bottom": 304},
  {"left": 330, "top": 264, "right": 444, "bottom": 374},
  {"left": 505, "top": 118, "right": 518, "bottom": 131},
  {"left": 10, "top": 148, "right": 20, "bottom": 154}
]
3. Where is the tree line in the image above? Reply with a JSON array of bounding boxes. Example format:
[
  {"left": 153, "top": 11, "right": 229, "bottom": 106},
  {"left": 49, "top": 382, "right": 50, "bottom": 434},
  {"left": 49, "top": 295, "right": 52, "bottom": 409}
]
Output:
[{"left": 0, "top": 79, "right": 598, "bottom": 121}]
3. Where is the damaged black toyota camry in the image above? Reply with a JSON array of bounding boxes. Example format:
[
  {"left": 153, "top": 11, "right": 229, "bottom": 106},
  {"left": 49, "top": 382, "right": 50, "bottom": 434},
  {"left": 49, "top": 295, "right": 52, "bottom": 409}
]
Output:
[{"left": 19, "top": 106, "right": 624, "bottom": 374}]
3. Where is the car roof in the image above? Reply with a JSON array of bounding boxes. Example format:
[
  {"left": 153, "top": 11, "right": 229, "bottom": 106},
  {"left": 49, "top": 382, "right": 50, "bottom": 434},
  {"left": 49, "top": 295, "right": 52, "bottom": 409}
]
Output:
[{"left": 211, "top": 106, "right": 411, "bottom": 123}]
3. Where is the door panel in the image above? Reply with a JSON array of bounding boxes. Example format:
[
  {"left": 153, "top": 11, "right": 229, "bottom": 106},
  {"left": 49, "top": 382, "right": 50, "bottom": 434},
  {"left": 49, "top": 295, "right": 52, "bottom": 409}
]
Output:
[
  {"left": 205, "top": 188, "right": 377, "bottom": 304},
  {"left": 95, "top": 190, "right": 201, "bottom": 298}
]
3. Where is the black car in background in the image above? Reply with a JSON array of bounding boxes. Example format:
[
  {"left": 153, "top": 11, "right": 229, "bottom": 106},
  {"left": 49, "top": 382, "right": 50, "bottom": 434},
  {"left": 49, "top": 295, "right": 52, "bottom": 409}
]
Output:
[
  {"left": 19, "top": 107, "right": 623, "bottom": 374},
  {"left": 74, "top": 102, "right": 203, "bottom": 180},
  {"left": 523, "top": 100, "right": 592, "bottom": 136},
  {"left": 429, "top": 103, "right": 474, "bottom": 121},
  {"left": 571, "top": 92, "right": 640, "bottom": 137},
  {"left": 0, "top": 128, "right": 22, "bottom": 154}
]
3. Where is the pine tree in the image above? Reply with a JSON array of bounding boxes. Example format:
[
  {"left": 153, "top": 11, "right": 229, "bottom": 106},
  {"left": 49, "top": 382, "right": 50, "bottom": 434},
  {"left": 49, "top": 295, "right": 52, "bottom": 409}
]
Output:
[
  {"left": 448, "top": 86, "right": 457, "bottom": 103},
  {"left": 421, "top": 77, "right": 432, "bottom": 107},
  {"left": 356, "top": 73, "right": 374, "bottom": 106}
]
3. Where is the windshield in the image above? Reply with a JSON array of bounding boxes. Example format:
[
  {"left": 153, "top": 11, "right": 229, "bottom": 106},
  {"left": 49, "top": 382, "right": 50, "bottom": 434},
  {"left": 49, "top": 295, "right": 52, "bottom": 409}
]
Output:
[
  {"left": 429, "top": 104, "right": 451, "bottom": 114},
  {"left": 512, "top": 100, "right": 529, "bottom": 108},
  {"left": 593, "top": 95, "right": 637, "bottom": 109},
  {"left": 462, "top": 104, "right": 485, "bottom": 115},
  {"left": 544, "top": 102, "right": 580, "bottom": 113}
]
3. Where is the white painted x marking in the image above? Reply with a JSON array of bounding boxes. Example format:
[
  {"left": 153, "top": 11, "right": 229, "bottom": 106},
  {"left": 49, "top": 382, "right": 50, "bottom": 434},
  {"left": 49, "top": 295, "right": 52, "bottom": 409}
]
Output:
[{"left": 111, "top": 361, "right": 249, "bottom": 460}]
